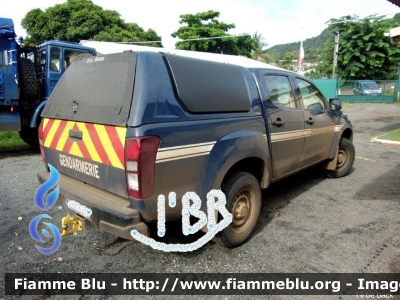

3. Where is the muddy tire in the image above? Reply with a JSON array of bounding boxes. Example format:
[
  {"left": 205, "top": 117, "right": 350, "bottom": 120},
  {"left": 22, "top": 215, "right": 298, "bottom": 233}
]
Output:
[
  {"left": 19, "top": 126, "right": 39, "bottom": 147},
  {"left": 220, "top": 172, "right": 261, "bottom": 248},
  {"left": 18, "top": 58, "right": 38, "bottom": 100},
  {"left": 326, "top": 138, "right": 355, "bottom": 178}
]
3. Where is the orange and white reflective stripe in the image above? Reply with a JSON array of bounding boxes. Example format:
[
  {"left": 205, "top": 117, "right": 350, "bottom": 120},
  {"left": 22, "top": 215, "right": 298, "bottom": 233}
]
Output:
[{"left": 42, "top": 118, "right": 126, "bottom": 169}]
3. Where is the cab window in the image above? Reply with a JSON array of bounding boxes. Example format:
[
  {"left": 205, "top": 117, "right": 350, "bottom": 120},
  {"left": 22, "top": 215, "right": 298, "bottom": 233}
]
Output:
[
  {"left": 50, "top": 47, "right": 61, "bottom": 72},
  {"left": 0, "top": 50, "right": 11, "bottom": 72},
  {"left": 0, "top": 50, "right": 8, "bottom": 66},
  {"left": 264, "top": 75, "right": 296, "bottom": 109},
  {"left": 64, "top": 50, "right": 93, "bottom": 69},
  {"left": 296, "top": 78, "right": 326, "bottom": 111},
  {"left": 36, "top": 49, "right": 46, "bottom": 66}
]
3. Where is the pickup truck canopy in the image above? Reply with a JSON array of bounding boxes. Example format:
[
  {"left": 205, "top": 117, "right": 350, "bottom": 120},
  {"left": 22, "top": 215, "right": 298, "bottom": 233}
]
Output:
[
  {"left": 41, "top": 52, "right": 137, "bottom": 126},
  {"left": 387, "top": 0, "right": 400, "bottom": 7}
]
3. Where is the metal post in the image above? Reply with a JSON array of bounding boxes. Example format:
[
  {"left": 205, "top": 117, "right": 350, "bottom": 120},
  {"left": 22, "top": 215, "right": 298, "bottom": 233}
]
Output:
[
  {"left": 397, "top": 67, "right": 400, "bottom": 101},
  {"left": 332, "top": 32, "right": 340, "bottom": 78}
]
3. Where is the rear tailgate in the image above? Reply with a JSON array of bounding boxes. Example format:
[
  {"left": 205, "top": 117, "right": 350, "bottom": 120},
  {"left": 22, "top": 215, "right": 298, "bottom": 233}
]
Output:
[
  {"left": 40, "top": 52, "right": 137, "bottom": 198},
  {"left": 42, "top": 118, "right": 128, "bottom": 197}
]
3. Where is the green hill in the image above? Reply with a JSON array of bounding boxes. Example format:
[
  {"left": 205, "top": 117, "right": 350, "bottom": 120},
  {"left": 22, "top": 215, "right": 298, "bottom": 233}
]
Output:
[
  {"left": 394, "top": 12, "right": 400, "bottom": 22},
  {"left": 265, "top": 13, "right": 400, "bottom": 63},
  {"left": 264, "top": 27, "right": 334, "bottom": 63}
]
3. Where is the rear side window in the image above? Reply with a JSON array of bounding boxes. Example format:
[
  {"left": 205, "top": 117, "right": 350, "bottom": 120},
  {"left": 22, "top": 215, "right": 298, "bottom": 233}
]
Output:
[
  {"left": 163, "top": 53, "right": 251, "bottom": 113},
  {"left": 264, "top": 75, "right": 296, "bottom": 109},
  {"left": 41, "top": 52, "right": 137, "bottom": 126}
]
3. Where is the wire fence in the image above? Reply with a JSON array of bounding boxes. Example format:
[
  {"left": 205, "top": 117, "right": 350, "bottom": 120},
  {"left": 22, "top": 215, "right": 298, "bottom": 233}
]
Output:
[
  {"left": 312, "top": 79, "right": 399, "bottom": 103},
  {"left": 338, "top": 80, "right": 397, "bottom": 96}
]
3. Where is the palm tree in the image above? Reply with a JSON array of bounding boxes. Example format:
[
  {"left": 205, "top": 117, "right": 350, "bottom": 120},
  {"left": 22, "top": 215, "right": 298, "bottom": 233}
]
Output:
[
  {"left": 252, "top": 33, "right": 273, "bottom": 63},
  {"left": 279, "top": 53, "right": 296, "bottom": 71}
]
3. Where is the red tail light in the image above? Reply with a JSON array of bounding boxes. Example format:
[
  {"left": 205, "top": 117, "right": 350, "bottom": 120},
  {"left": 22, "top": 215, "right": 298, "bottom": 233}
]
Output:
[
  {"left": 38, "top": 122, "right": 47, "bottom": 166},
  {"left": 125, "top": 136, "right": 160, "bottom": 199}
]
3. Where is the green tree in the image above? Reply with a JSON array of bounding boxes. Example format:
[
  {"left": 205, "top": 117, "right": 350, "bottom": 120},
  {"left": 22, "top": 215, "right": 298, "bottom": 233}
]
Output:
[
  {"left": 21, "top": 0, "right": 161, "bottom": 46},
  {"left": 311, "top": 35, "right": 336, "bottom": 78},
  {"left": 171, "top": 10, "right": 256, "bottom": 57},
  {"left": 326, "top": 14, "right": 400, "bottom": 79},
  {"left": 252, "top": 33, "right": 273, "bottom": 63},
  {"left": 278, "top": 52, "right": 296, "bottom": 71}
]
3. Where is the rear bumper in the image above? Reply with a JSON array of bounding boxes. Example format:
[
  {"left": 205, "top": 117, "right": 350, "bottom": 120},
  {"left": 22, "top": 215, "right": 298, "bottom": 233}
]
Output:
[{"left": 37, "top": 170, "right": 149, "bottom": 240}]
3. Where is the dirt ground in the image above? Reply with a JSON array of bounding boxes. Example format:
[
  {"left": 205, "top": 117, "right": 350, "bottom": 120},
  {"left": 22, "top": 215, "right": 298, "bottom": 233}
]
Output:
[{"left": 1, "top": 102, "right": 400, "bottom": 300}]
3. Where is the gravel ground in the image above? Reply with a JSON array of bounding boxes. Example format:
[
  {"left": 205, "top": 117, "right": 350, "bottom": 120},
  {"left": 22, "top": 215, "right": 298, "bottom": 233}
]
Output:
[{"left": 1, "top": 103, "right": 400, "bottom": 300}]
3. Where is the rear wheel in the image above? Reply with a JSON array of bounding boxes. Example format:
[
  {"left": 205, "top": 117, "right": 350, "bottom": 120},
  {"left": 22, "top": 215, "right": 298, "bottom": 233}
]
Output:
[
  {"left": 220, "top": 172, "right": 261, "bottom": 248},
  {"left": 18, "top": 57, "right": 38, "bottom": 100},
  {"left": 326, "top": 138, "right": 355, "bottom": 178}
]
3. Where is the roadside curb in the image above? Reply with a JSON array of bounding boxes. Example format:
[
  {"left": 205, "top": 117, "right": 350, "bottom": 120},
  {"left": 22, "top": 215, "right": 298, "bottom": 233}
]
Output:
[{"left": 371, "top": 137, "right": 400, "bottom": 145}]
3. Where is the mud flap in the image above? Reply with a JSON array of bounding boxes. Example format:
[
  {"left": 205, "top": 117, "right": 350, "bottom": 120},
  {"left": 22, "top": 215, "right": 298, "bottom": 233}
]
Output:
[{"left": 322, "top": 145, "right": 339, "bottom": 170}]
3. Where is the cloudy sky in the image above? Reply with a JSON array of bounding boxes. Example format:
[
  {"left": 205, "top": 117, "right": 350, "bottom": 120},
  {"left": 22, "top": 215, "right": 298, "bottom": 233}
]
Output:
[{"left": 2, "top": 0, "right": 399, "bottom": 49}]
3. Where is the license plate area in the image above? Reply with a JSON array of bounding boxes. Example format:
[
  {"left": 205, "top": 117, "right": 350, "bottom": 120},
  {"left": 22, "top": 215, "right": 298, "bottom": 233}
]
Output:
[{"left": 64, "top": 197, "right": 93, "bottom": 221}]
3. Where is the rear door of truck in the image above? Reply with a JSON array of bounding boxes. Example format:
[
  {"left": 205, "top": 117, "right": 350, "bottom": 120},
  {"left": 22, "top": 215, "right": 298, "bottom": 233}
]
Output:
[{"left": 40, "top": 52, "right": 137, "bottom": 198}]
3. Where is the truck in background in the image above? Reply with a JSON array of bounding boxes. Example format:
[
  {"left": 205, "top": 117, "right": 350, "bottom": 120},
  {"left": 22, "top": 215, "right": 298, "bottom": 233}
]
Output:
[{"left": 0, "top": 18, "right": 96, "bottom": 146}]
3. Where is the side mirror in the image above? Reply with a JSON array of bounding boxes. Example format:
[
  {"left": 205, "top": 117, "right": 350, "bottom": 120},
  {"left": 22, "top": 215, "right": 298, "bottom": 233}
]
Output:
[
  {"left": 308, "top": 103, "right": 324, "bottom": 111},
  {"left": 329, "top": 99, "right": 342, "bottom": 111}
]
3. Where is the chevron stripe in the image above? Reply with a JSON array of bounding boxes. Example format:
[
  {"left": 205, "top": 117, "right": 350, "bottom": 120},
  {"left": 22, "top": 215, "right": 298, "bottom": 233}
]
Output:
[
  {"left": 56, "top": 121, "right": 75, "bottom": 152},
  {"left": 76, "top": 122, "right": 102, "bottom": 162},
  {"left": 42, "top": 118, "right": 127, "bottom": 170},
  {"left": 94, "top": 124, "right": 124, "bottom": 169}
]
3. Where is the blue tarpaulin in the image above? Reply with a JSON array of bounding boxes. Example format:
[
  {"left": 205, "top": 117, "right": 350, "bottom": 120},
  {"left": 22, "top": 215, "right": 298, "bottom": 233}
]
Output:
[{"left": 0, "top": 18, "right": 16, "bottom": 38}]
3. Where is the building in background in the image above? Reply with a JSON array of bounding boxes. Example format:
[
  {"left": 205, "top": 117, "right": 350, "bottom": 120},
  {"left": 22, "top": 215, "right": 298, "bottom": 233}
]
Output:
[{"left": 385, "top": 0, "right": 400, "bottom": 47}]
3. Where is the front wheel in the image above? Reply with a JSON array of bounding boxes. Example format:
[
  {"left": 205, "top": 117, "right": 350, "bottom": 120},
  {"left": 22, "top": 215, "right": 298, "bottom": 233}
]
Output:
[
  {"left": 326, "top": 138, "right": 355, "bottom": 178},
  {"left": 220, "top": 172, "right": 261, "bottom": 248}
]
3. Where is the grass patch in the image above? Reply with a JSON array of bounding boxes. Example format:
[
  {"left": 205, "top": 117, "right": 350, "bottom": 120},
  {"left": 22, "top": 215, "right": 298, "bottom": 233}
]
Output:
[
  {"left": 395, "top": 101, "right": 400, "bottom": 107},
  {"left": 376, "top": 128, "right": 400, "bottom": 142},
  {"left": 0, "top": 131, "right": 27, "bottom": 148}
]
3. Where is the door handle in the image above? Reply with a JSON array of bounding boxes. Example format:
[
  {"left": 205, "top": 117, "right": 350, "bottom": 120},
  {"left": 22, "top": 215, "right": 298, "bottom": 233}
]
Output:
[
  {"left": 272, "top": 120, "right": 284, "bottom": 126},
  {"left": 305, "top": 118, "right": 314, "bottom": 125},
  {"left": 69, "top": 129, "right": 83, "bottom": 140}
]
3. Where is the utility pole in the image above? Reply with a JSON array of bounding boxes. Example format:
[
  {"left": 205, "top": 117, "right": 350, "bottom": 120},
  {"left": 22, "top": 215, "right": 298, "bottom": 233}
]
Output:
[{"left": 332, "top": 32, "right": 340, "bottom": 78}]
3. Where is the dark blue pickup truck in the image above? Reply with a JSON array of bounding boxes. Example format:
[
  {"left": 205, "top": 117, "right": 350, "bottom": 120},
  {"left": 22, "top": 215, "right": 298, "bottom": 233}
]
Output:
[{"left": 37, "top": 50, "right": 354, "bottom": 248}]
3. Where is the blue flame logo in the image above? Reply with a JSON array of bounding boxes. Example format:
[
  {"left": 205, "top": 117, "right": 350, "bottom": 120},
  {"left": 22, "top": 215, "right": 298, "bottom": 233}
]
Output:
[
  {"left": 29, "top": 164, "right": 62, "bottom": 255},
  {"left": 29, "top": 214, "right": 61, "bottom": 254},
  {"left": 34, "top": 164, "right": 60, "bottom": 211}
]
